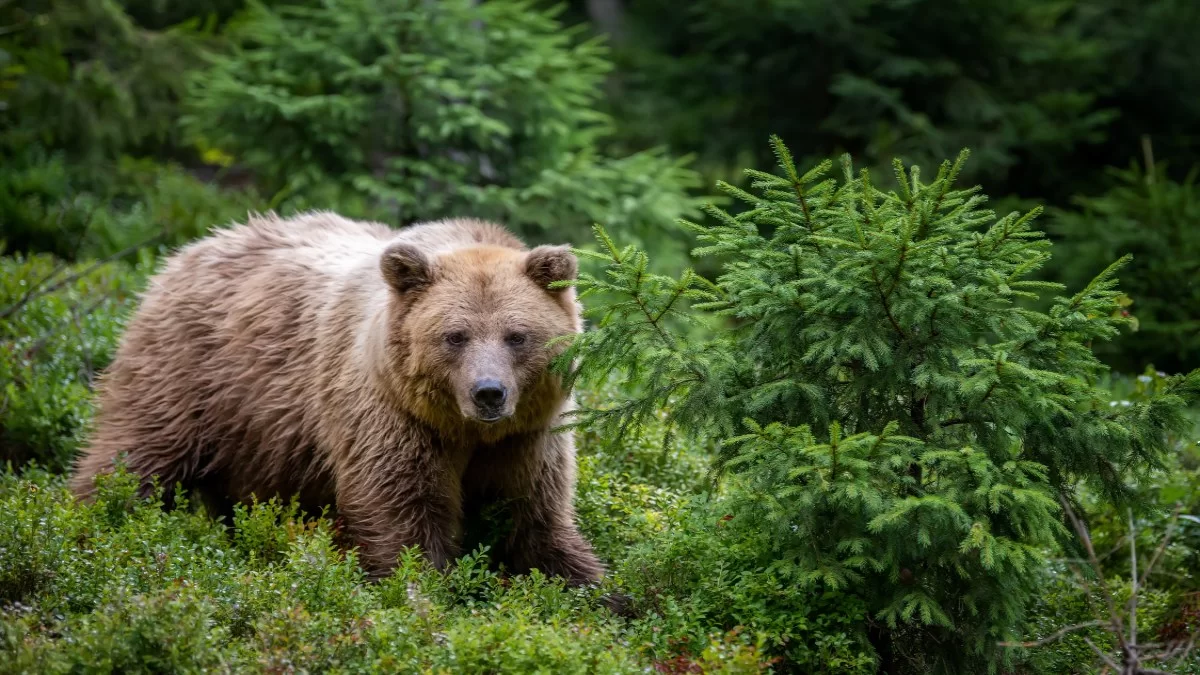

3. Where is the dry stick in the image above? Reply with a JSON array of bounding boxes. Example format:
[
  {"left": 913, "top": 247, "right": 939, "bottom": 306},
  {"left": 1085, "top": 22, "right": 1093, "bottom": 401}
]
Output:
[
  {"left": 997, "top": 620, "right": 1108, "bottom": 648},
  {"left": 1171, "top": 628, "right": 1199, "bottom": 666},
  {"left": 1143, "top": 626, "right": 1200, "bottom": 669},
  {"left": 68, "top": 307, "right": 94, "bottom": 385},
  {"left": 6, "top": 257, "right": 71, "bottom": 321},
  {"left": 1057, "top": 498, "right": 1197, "bottom": 674},
  {"left": 1138, "top": 506, "right": 1182, "bottom": 590},
  {"left": 1128, "top": 508, "right": 1194, "bottom": 671},
  {"left": 0, "top": 235, "right": 160, "bottom": 321},
  {"left": 1058, "top": 495, "right": 1131, "bottom": 656},
  {"left": 1129, "top": 509, "right": 1138, "bottom": 663},
  {"left": 1084, "top": 636, "right": 1122, "bottom": 672},
  {"left": 1142, "top": 135, "right": 1156, "bottom": 186}
]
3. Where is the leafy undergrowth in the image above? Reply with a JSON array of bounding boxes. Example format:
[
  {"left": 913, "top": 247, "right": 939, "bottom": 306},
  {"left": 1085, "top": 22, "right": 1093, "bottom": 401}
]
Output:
[
  {"left": 1, "top": 253, "right": 154, "bottom": 473},
  {"left": 0, "top": 461, "right": 772, "bottom": 675}
]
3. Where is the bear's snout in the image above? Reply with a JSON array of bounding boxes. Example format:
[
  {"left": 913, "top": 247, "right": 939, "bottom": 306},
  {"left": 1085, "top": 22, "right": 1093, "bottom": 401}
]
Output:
[{"left": 470, "top": 378, "right": 509, "bottom": 422}]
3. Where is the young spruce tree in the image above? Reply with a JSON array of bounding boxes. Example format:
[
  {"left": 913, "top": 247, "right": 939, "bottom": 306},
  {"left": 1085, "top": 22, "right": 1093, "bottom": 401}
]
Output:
[{"left": 559, "top": 138, "right": 1200, "bottom": 673}]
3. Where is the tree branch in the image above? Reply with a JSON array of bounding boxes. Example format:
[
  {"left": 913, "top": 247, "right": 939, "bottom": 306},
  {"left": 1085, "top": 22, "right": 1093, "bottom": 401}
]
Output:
[
  {"left": 871, "top": 267, "right": 907, "bottom": 338},
  {"left": 997, "top": 620, "right": 1107, "bottom": 648},
  {"left": 0, "top": 235, "right": 160, "bottom": 320}
]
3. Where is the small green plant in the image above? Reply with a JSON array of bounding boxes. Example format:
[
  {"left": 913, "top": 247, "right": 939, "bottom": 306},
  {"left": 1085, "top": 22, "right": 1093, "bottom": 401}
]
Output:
[
  {"left": 0, "top": 253, "right": 152, "bottom": 471},
  {"left": 560, "top": 137, "right": 1200, "bottom": 672}
]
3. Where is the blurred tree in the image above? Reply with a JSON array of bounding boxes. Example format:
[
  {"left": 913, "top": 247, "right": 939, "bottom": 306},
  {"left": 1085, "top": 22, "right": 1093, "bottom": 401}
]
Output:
[
  {"left": 0, "top": 0, "right": 197, "bottom": 163},
  {"left": 2, "top": 0, "right": 698, "bottom": 263},
  {"left": 0, "top": 0, "right": 245, "bottom": 257},
  {"left": 1085, "top": 0, "right": 1200, "bottom": 182},
  {"left": 182, "top": 0, "right": 701, "bottom": 253},
  {"left": 573, "top": 0, "right": 1200, "bottom": 209},
  {"left": 1050, "top": 158, "right": 1200, "bottom": 374}
]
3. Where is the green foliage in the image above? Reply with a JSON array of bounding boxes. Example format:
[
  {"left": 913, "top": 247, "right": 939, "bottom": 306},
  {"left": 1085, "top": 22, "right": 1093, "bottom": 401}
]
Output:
[
  {"left": 0, "top": 463, "right": 785, "bottom": 673},
  {"left": 0, "top": 0, "right": 254, "bottom": 258},
  {"left": 230, "top": 494, "right": 317, "bottom": 566},
  {"left": 561, "top": 138, "right": 1200, "bottom": 672},
  {"left": 0, "top": 254, "right": 152, "bottom": 472},
  {"left": 1012, "top": 369, "right": 1200, "bottom": 673},
  {"left": 7, "top": 1, "right": 1200, "bottom": 671},
  {"left": 2, "top": 0, "right": 698, "bottom": 265},
  {"left": 584, "top": 0, "right": 1200, "bottom": 208},
  {"left": 1, "top": 153, "right": 264, "bottom": 257},
  {"left": 31, "top": 587, "right": 227, "bottom": 674},
  {"left": 1012, "top": 411, "right": 1200, "bottom": 675},
  {"left": 1083, "top": 370, "right": 1200, "bottom": 594},
  {"left": 616, "top": 502, "right": 877, "bottom": 672},
  {"left": 182, "top": 0, "right": 701, "bottom": 256},
  {"left": 1018, "top": 569, "right": 1195, "bottom": 675},
  {"left": 0, "top": 0, "right": 199, "bottom": 162},
  {"left": 1051, "top": 163, "right": 1200, "bottom": 374},
  {"left": 0, "top": 175, "right": 860, "bottom": 675}
]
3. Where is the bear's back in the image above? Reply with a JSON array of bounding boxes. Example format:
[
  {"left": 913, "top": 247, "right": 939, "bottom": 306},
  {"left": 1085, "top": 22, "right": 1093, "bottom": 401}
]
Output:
[
  {"left": 389, "top": 217, "right": 527, "bottom": 257},
  {"left": 171, "top": 214, "right": 527, "bottom": 294}
]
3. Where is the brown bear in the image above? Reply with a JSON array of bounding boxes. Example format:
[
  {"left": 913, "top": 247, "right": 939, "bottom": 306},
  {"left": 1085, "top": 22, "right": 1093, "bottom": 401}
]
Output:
[{"left": 70, "top": 212, "right": 603, "bottom": 585}]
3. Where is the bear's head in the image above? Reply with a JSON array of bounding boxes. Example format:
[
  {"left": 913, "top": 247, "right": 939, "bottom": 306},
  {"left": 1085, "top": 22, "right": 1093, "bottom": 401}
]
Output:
[{"left": 380, "top": 241, "right": 581, "bottom": 434}]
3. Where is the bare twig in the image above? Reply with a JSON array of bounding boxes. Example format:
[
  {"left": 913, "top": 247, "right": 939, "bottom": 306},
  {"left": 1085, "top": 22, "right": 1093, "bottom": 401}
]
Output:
[
  {"left": 1059, "top": 494, "right": 1130, "bottom": 653},
  {"left": 1149, "top": 626, "right": 1199, "bottom": 668},
  {"left": 0, "top": 235, "right": 159, "bottom": 321},
  {"left": 1139, "top": 506, "right": 1182, "bottom": 590},
  {"left": 68, "top": 307, "right": 95, "bottom": 385},
  {"left": 1142, "top": 135, "right": 1156, "bottom": 185},
  {"left": 1129, "top": 509, "right": 1138, "bottom": 652},
  {"left": 997, "top": 620, "right": 1107, "bottom": 648},
  {"left": 6, "top": 261, "right": 71, "bottom": 321},
  {"left": 1012, "top": 496, "right": 1198, "bottom": 674},
  {"left": 1084, "top": 636, "right": 1122, "bottom": 671}
]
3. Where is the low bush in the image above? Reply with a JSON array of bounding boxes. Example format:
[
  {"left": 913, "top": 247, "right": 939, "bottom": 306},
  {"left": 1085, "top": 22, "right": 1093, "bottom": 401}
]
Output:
[
  {"left": 0, "top": 464, "right": 785, "bottom": 673},
  {"left": 0, "top": 253, "right": 152, "bottom": 472}
]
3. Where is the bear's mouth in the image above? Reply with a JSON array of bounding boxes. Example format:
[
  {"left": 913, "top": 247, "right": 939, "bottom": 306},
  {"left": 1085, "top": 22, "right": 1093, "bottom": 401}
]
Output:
[{"left": 476, "top": 414, "right": 505, "bottom": 424}]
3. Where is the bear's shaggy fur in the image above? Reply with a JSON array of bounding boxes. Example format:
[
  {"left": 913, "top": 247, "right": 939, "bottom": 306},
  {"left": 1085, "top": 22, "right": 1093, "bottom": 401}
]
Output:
[{"left": 70, "top": 212, "right": 603, "bottom": 584}]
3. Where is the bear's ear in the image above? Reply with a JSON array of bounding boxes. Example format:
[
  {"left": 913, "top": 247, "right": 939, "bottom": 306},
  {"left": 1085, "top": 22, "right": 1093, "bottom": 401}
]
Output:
[
  {"left": 381, "top": 243, "right": 432, "bottom": 294},
  {"left": 525, "top": 245, "right": 578, "bottom": 290}
]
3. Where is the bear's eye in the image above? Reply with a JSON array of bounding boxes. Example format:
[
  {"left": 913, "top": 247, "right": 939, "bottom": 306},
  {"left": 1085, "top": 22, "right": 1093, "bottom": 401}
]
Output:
[
  {"left": 445, "top": 331, "right": 468, "bottom": 346},
  {"left": 505, "top": 333, "right": 527, "bottom": 347}
]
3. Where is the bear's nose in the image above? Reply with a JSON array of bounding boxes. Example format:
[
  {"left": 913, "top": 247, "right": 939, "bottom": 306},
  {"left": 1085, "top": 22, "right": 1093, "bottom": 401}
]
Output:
[{"left": 471, "top": 379, "right": 508, "bottom": 411}]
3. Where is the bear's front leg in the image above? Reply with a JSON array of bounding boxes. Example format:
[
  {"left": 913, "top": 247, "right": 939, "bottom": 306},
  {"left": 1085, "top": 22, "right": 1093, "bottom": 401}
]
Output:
[
  {"left": 496, "top": 430, "right": 604, "bottom": 586},
  {"left": 334, "top": 438, "right": 465, "bottom": 579}
]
